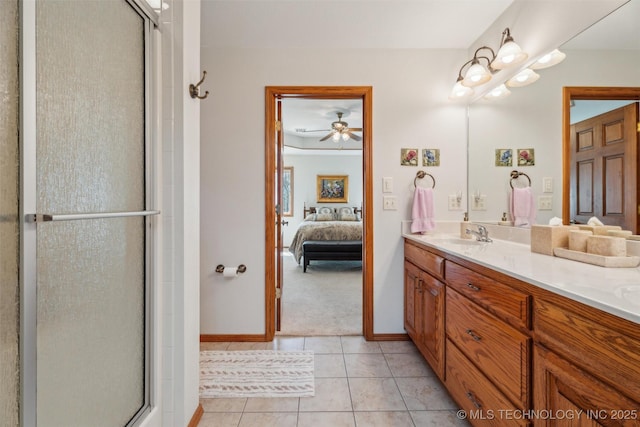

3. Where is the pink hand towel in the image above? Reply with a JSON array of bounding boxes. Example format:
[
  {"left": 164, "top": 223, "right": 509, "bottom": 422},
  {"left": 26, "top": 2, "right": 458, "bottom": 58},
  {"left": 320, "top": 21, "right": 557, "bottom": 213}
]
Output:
[
  {"left": 510, "top": 187, "right": 536, "bottom": 227},
  {"left": 411, "top": 187, "right": 435, "bottom": 233}
]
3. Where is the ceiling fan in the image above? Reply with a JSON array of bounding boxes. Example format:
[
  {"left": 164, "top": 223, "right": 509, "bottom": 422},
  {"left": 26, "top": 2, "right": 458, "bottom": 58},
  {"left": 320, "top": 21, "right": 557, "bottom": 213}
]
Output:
[
  {"left": 297, "top": 112, "right": 362, "bottom": 142},
  {"left": 319, "top": 112, "right": 362, "bottom": 142}
]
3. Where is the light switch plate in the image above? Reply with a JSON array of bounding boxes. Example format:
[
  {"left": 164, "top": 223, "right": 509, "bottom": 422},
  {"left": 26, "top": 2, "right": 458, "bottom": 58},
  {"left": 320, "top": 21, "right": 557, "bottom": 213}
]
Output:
[
  {"left": 383, "top": 195, "right": 397, "bottom": 210},
  {"left": 543, "top": 177, "right": 553, "bottom": 193},
  {"left": 382, "top": 177, "right": 393, "bottom": 193},
  {"left": 471, "top": 195, "right": 486, "bottom": 211},
  {"left": 538, "top": 195, "right": 553, "bottom": 210},
  {"left": 448, "top": 195, "right": 463, "bottom": 210}
]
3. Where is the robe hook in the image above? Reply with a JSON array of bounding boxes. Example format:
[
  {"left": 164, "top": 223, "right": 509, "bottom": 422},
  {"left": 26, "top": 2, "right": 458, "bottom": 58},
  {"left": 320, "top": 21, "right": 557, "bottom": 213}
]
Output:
[{"left": 189, "top": 71, "right": 209, "bottom": 100}]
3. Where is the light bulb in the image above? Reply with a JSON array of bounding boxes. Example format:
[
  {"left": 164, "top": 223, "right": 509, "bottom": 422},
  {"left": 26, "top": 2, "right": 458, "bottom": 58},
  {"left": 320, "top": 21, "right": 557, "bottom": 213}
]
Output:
[
  {"left": 342, "top": 132, "right": 350, "bottom": 141},
  {"left": 449, "top": 81, "right": 474, "bottom": 100},
  {"left": 462, "top": 62, "right": 491, "bottom": 87},
  {"left": 530, "top": 49, "right": 566, "bottom": 70},
  {"left": 332, "top": 132, "right": 340, "bottom": 142},
  {"left": 483, "top": 84, "right": 511, "bottom": 100},
  {"left": 506, "top": 68, "right": 540, "bottom": 87},
  {"left": 492, "top": 41, "right": 528, "bottom": 69}
]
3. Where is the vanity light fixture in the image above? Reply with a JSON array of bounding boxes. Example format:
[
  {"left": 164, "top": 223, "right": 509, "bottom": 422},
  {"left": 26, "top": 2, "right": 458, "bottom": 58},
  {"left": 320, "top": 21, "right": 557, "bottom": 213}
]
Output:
[
  {"left": 506, "top": 68, "right": 540, "bottom": 87},
  {"left": 530, "top": 49, "right": 566, "bottom": 70},
  {"left": 451, "top": 27, "right": 528, "bottom": 99}
]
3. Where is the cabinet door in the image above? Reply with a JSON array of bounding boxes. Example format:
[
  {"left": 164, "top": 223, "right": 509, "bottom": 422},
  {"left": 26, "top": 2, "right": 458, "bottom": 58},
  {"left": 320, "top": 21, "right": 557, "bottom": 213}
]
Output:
[
  {"left": 404, "top": 261, "right": 422, "bottom": 341},
  {"left": 533, "top": 345, "right": 639, "bottom": 427},
  {"left": 419, "top": 272, "right": 445, "bottom": 379}
]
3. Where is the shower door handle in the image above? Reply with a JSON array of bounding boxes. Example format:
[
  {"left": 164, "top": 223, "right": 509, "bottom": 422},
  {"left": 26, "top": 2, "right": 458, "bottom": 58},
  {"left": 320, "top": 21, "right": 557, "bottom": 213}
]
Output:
[{"left": 25, "top": 210, "right": 160, "bottom": 223}]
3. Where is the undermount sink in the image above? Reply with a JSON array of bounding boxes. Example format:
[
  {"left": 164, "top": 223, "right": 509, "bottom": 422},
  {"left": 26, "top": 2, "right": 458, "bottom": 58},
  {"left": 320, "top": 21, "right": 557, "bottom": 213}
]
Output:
[{"left": 427, "top": 237, "right": 486, "bottom": 246}]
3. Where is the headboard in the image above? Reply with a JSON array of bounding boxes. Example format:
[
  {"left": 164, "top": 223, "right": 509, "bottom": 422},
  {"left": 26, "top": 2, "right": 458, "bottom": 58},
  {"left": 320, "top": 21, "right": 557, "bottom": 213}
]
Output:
[{"left": 303, "top": 203, "right": 362, "bottom": 218}]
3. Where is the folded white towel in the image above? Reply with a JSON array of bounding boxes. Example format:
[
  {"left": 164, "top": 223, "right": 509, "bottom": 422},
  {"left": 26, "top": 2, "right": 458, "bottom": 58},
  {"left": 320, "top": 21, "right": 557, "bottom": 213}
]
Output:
[
  {"left": 411, "top": 187, "right": 435, "bottom": 233},
  {"left": 510, "top": 187, "right": 536, "bottom": 227}
]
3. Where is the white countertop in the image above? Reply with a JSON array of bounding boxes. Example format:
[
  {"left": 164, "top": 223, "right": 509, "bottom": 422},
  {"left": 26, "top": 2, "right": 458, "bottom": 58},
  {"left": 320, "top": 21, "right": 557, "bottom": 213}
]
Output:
[{"left": 402, "top": 222, "right": 640, "bottom": 325}]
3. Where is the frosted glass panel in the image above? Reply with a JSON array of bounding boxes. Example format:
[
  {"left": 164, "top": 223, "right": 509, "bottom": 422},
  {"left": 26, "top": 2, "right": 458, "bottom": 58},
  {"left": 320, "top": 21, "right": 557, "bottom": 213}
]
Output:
[
  {"left": 36, "top": 0, "right": 146, "bottom": 425},
  {"left": 0, "top": 1, "right": 20, "bottom": 425}
]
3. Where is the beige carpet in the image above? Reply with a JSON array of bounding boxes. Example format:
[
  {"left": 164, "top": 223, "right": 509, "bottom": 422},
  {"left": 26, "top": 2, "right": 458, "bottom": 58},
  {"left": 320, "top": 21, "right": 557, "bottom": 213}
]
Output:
[
  {"left": 200, "top": 350, "right": 314, "bottom": 398},
  {"left": 278, "top": 250, "right": 362, "bottom": 336}
]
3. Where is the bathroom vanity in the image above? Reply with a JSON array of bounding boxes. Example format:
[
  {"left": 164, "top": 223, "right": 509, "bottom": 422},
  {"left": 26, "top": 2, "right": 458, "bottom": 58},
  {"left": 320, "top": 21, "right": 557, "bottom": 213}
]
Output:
[{"left": 403, "top": 227, "right": 640, "bottom": 426}]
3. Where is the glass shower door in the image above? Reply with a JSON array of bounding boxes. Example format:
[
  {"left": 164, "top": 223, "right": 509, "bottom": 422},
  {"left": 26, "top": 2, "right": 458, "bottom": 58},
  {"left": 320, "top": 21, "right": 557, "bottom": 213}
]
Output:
[{"left": 25, "top": 0, "right": 156, "bottom": 425}]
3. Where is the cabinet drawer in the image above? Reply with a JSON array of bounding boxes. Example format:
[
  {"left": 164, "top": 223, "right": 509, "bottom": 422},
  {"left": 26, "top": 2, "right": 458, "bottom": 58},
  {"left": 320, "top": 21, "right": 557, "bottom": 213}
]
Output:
[
  {"left": 404, "top": 241, "right": 444, "bottom": 279},
  {"left": 446, "top": 261, "right": 530, "bottom": 329},
  {"left": 445, "top": 339, "right": 529, "bottom": 427},
  {"left": 447, "top": 289, "right": 530, "bottom": 409},
  {"left": 534, "top": 298, "right": 640, "bottom": 401}
]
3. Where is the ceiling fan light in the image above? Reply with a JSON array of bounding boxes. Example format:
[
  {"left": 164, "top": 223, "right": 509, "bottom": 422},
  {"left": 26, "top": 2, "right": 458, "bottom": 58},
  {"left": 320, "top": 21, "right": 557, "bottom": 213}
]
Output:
[
  {"left": 483, "top": 84, "right": 511, "bottom": 100},
  {"left": 342, "top": 132, "right": 350, "bottom": 141},
  {"left": 449, "top": 80, "right": 474, "bottom": 100},
  {"left": 530, "top": 49, "right": 566, "bottom": 70},
  {"left": 506, "top": 68, "right": 540, "bottom": 87},
  {"left": 332, "top": 132, "right": 341, "bottom": 142},
  {"left": 462, "top": 62, "right": 492, "bottom": 87},
  {"left": 492, "top": 41, "right": 528, "bottom": 69}
]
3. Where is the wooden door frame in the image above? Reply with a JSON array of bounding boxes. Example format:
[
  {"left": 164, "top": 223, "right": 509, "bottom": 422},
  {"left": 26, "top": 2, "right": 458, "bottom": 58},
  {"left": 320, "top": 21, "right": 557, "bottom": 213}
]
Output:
[
  {"left": 265, "top": 86, "right": 374, "bottom": 341},
  {"left": 562, "top": 87, "right": 640, "bottom": 226}
]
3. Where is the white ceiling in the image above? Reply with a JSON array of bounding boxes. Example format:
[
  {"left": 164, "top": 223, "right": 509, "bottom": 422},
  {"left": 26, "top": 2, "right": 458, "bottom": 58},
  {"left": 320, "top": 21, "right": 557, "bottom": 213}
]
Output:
[
  {"left": 201, "top": 0, "right": 515, "bottom": 50},
  {"left": 200, "top": 0, "right": 638, "bottom": 152}
]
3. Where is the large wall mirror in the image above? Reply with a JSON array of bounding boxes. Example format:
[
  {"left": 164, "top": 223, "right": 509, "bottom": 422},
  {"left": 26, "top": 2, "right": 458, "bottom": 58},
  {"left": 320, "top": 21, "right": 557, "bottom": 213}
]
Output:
[{"left": 467, "top": 1, "right": 640, "bottom": 226}]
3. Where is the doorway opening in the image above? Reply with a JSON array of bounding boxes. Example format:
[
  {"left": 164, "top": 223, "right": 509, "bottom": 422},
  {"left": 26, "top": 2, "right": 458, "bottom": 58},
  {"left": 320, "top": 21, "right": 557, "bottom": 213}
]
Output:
[{"left": 264, "top": 86, "right": 373, "bottom": 341}]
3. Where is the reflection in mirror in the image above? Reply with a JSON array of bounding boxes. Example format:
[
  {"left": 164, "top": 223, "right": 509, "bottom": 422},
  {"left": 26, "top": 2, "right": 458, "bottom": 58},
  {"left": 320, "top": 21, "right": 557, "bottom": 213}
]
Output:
[
  {"left": 467, "top": 1, "right": 640, "bottom": 227},
  {"left": 562, "top": 88, "right": 640, "bottom": 232}
]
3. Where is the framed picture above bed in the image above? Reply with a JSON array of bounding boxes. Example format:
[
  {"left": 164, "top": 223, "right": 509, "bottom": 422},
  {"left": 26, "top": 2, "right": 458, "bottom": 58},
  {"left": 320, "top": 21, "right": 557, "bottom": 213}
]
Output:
[{"left": 317, "top": 175, "right": 348, "bottom": 203}]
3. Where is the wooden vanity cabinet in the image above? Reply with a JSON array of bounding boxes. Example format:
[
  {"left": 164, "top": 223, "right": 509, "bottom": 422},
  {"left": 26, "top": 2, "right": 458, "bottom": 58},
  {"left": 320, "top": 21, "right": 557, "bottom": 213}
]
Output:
[
  {"left": 403, "top": 241, "right": 445, "bottom": 379},
  {"left": 404, "top": 238, "right": 640, "bottom": 427}
]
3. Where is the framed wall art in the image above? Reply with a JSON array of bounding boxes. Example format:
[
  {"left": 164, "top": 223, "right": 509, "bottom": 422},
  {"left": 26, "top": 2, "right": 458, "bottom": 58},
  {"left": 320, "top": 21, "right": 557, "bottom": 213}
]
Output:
[
  {"left": 517, "top": 148, "right": 535, "bottom": 166},
  {"left": 400, "top": 148, "right": 419, "bottom": 166},
  {"left": 495, "top": 148, "right": 513, "bottom": 167},
  {"left": 422, "top": 149, "right": 440, "bottom": 166},
  {"left": 317, "top": 175, "right": 348, "bottom": 203}
]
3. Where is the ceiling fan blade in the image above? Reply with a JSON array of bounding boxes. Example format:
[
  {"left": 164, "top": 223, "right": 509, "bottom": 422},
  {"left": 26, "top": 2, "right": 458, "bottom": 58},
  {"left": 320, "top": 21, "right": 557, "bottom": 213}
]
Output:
[
  {"left": 299, "top": 129, "right": 331, "bottom": 133},
  {"left": 348, "top": 128, "right": 363, "bottom": 131},
  {"left": 319, "top": 131, "right": 336, "bottom": 141},
  {"left": 345, "top": 131, "right": 362, "bottom": 141}
]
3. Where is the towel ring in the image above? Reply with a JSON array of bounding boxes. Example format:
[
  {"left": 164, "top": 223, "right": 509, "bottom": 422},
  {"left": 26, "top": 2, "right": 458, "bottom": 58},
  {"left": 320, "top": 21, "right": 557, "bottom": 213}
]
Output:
[
  {"left": 509, "top": 170, "right": 531, "bottom": 189},
  {"left": 414, "top": 170, "right": 436, "bottom": 189}
]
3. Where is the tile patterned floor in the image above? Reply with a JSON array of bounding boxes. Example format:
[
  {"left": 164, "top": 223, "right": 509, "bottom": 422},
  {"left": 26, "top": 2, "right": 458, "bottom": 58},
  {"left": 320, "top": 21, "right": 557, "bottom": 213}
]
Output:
[{"left": 198, "top": 336, "right": 471, "bottom": 427}]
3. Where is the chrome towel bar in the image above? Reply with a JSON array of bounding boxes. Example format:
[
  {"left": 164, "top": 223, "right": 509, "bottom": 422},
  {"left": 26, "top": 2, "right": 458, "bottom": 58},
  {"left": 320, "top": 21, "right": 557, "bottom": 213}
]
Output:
[{"left": 25, "top": 210, "right": 160, "bottom": 223}]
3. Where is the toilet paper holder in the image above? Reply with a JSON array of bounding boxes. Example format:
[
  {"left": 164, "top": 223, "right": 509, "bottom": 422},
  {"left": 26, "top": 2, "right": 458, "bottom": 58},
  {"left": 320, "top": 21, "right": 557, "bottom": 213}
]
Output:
[{"left": 216, "top": 264, "right": 247, "bottom": 274}]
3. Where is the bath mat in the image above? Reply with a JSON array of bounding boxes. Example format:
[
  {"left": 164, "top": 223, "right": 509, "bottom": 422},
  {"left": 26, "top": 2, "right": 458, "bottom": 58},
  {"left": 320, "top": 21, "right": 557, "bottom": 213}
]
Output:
[{"left": 199, "top": 350, "right": 315, "bottom": 398}]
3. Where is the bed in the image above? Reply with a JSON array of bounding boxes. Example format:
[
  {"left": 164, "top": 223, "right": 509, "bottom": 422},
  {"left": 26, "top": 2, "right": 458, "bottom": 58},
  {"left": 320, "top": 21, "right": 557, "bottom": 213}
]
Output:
[{"left": 288, "top": 205, "right": 363, "bottom": 269}]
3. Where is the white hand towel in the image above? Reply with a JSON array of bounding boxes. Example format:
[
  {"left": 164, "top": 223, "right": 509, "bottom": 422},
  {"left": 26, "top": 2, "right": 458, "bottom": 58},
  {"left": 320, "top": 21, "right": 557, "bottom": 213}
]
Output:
[
  {"left": 411, "top": 187, "right": 435, "bottom": 233},
  {"left": 510, "top": 187, "right": 536, "bottom": 227}
]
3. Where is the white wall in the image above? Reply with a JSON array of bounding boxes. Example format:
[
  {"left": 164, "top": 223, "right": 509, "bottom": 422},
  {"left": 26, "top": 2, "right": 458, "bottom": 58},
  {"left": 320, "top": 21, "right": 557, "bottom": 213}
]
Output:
[
  {"left": 199, "top": 48, "right": 469, "bottom": 335},
  {"left": 282, "top": 153, "right": 363, "bottom": 247}
]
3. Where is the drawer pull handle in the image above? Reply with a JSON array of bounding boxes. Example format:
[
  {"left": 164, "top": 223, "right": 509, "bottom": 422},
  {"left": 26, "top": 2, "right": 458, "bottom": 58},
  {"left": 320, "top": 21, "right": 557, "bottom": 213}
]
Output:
[
  {"left": 416, "top": 279, "right": 423, "bottom": 293},
  {"left": 465, "top": 329, "right": 482, "bottom": 341},
  {"left": 466, "top": 283, "right": 481, "bottom": 292},
  {"left": 466, "top": 391, "right": 482, "bottom": 409}
]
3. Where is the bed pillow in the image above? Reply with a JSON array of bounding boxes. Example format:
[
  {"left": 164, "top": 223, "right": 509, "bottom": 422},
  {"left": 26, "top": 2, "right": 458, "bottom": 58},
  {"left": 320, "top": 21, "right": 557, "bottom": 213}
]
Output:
[
  {"left": 315, "top": 213, "right": 335, "bottom": 221},
  {"left": 304, "top": 214, "right": 316, "bottom": 221},
  {"left": 339, "top": 213, "right": 357, "bottom": 221},
  {"left": 317, "top": 207, "right": 334, "bottom": 215}
]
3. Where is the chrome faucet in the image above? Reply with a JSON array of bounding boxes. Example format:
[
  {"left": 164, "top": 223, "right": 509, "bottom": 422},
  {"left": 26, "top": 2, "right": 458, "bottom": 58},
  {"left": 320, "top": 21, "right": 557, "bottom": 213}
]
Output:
[{"left": 466, "top": 225, "right": 492, "bottom": 242}]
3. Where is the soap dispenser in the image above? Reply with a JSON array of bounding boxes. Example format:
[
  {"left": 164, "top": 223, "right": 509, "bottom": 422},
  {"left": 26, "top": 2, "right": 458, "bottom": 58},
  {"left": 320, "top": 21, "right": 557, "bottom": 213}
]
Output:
[
  {"left": 499, "top": 212, "right": 513, "bottom": 226},
  {"left": 460, "top": 212, "right": 472, "bottom": 239}
]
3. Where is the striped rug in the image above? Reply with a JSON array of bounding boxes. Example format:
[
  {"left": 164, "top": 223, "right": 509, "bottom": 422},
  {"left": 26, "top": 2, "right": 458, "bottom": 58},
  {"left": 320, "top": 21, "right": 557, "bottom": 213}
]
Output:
[{"left": 199, "top": 350, "right": 315, "bottom": 398}]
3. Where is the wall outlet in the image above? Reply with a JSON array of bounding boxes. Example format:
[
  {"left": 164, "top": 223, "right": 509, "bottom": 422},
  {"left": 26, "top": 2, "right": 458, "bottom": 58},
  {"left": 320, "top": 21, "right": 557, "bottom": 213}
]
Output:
[
  {"left": 448, "top": 195, "right": 463, "bottom": 210},
  {"left": 538, "top": 195, "right": 553, "bottom": 210},
  {"left": 383, "top": 195, "right": 397, "bottom": 210},
  {"left": 543, "top": 177, "right": 553, "bottom": 193},
  {"left": 382, "top": 177, "right": 394, "bottom": 193},
  {"left": 471, "top": 195, "right": 486, "bottom": 210}
]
